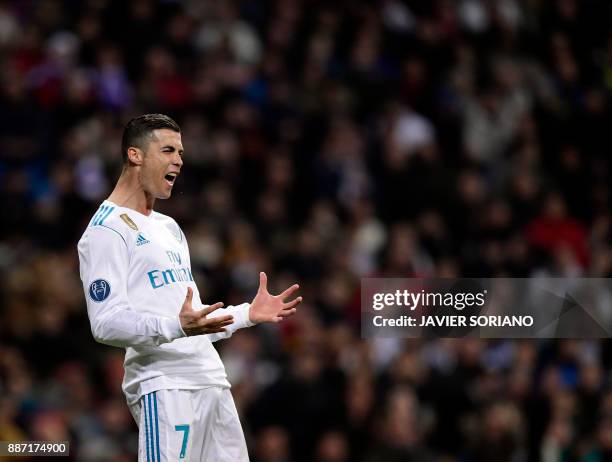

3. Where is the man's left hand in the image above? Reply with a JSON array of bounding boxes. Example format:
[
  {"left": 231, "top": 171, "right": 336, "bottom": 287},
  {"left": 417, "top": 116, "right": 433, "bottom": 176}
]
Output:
[{"left": 249, "top": 272, "right": 302, "bottom": 324}]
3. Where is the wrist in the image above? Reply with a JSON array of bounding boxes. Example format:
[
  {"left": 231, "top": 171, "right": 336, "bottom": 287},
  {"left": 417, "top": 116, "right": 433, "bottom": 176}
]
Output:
[{"left": 246, "top": 304, "right": 257, "bottom": 326}]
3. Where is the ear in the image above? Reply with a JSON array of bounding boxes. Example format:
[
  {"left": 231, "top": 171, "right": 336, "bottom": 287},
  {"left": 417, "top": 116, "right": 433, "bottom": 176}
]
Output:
[{"left": 127, "top": 147, "right": 144, "bottom": 166}]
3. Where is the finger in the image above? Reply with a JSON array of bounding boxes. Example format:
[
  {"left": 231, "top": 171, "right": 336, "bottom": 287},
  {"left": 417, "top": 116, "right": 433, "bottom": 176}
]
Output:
[
  {"left": 201, "top": 302, "right": 224, "bottom": 316},
  {"left": 279, "top": 284, "right": 300, "bottom": 300},
  {"left": 258, "top": 314, "right": 281, "bottom": 323},
  {"left": 208, "top": 317, "right": 235, "bottom": 327},
  {"left": 259, "top": 271, "right": 268, "bottom": 292},
  {"left": 203, "top": 328, "right": 227, "bottom": 334},
  {"left": 205, "top": 320, "right": 234, "bottom": 330},
  {"left": 283, "top": 296, "right": 303, "bottom": 310},
  {"left": 180, "top": 288, "right": 194, "bottom": 314},
  {"left": 198, "top": 321, "right": 232, "bottom": 331},
  {"left": 278, "top": 308, "right": 297, "bottom": 318},
  {"left": 199, "top": 315, "right": 233, "bottom": 326}
]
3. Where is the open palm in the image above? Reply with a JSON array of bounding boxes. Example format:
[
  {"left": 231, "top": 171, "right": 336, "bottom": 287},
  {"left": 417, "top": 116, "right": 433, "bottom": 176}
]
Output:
[{"left": 249, "top": 272, "right": 302, "bottom": 324}]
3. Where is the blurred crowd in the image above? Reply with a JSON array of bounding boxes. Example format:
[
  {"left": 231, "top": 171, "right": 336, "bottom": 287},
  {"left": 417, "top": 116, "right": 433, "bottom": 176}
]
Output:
[{"left": 1, "top": 0, "right": 612, "bottom": 460}]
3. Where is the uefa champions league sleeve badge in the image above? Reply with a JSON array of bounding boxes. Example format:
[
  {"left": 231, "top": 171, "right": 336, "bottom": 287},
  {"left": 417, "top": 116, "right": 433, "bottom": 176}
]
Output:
[{"left": 89, "top": 279, "right": 111, "bottom": 302}]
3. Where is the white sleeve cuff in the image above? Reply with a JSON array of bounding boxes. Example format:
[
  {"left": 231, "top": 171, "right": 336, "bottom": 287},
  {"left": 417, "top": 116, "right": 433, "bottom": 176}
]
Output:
[
  {"left": 234, "top": 303, "right": 255, "bottom": 330},
  {"left": 160, "top": 315, "right": 187, "bottom": 342},
  {"left": 242, "top": 303, "right": 255, "bottom": 328}
]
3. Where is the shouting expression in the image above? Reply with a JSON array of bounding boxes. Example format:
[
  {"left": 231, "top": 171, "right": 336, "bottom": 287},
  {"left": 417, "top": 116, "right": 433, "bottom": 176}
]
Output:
[{"left": 137, "top": 129, "right": 184, "bottom": 200}]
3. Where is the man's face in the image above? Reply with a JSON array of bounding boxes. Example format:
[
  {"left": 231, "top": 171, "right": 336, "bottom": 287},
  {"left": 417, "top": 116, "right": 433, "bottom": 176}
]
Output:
[{"left": 139, "top": 129, "right": 184, "bottom": 199}]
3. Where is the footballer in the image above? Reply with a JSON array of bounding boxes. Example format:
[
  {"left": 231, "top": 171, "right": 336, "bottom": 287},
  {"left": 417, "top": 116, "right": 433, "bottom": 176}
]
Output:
[{"left": 78, "top": 114, "right": 302, "bottom": 461}]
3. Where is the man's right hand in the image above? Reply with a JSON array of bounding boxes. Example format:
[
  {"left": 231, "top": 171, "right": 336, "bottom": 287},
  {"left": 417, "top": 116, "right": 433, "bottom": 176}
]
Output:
[{"left": 179, "top": 287, "right": 234, "bottom": 336}]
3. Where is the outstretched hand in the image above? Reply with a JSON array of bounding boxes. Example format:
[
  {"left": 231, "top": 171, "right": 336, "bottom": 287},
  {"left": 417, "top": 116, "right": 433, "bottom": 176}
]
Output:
[
  {"left": 249, "top": 272, "right": 302, "bottom": 324},
  {"left": 179, "top": 287, "right": 234, "bottom": 336}
]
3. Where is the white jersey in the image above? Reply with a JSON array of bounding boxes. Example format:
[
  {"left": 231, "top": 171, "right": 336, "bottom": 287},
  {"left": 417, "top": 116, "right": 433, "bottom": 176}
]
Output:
[{"left": 77, "top": 200, "right": 253, "bottom": 405}]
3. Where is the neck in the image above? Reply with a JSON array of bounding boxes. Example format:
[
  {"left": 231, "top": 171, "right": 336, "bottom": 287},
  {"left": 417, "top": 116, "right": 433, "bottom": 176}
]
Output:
[{"left": 107, "top": 167, "right": 155, "bottom": 216}]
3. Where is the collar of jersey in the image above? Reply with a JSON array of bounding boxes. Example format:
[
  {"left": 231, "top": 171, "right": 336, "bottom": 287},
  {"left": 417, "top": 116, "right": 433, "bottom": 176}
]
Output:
[{"left": 104, "top": 200, "right": 154, "bottom": 220}]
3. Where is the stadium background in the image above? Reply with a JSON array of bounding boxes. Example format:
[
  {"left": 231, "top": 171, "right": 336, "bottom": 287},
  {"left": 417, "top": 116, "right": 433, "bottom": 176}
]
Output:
[{"left": 1, "top": 0, "right": 612, "bottom": 461}]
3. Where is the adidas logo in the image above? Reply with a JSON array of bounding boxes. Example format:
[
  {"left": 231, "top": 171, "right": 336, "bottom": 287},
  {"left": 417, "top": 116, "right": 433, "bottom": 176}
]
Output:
[{"left": 136, "top": 233, "right": 150, "bottom": 246}]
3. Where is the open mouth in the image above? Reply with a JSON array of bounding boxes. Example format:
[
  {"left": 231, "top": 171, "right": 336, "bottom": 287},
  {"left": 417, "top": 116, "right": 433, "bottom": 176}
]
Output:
[{"left": 164, "top": 172, "right": 178, "bottom": 186}]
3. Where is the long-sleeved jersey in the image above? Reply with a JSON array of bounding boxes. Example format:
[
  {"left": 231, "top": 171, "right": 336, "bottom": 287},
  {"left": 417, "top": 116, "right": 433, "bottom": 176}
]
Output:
[{"left": 77, "top": 200, "right": 253, "bottom": 404}]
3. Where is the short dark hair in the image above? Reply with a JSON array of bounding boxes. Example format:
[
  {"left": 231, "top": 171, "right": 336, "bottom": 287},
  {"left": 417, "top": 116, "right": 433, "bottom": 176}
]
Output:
[{"left": 121, "top": 113, "right": 181, "bottom": 163}]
